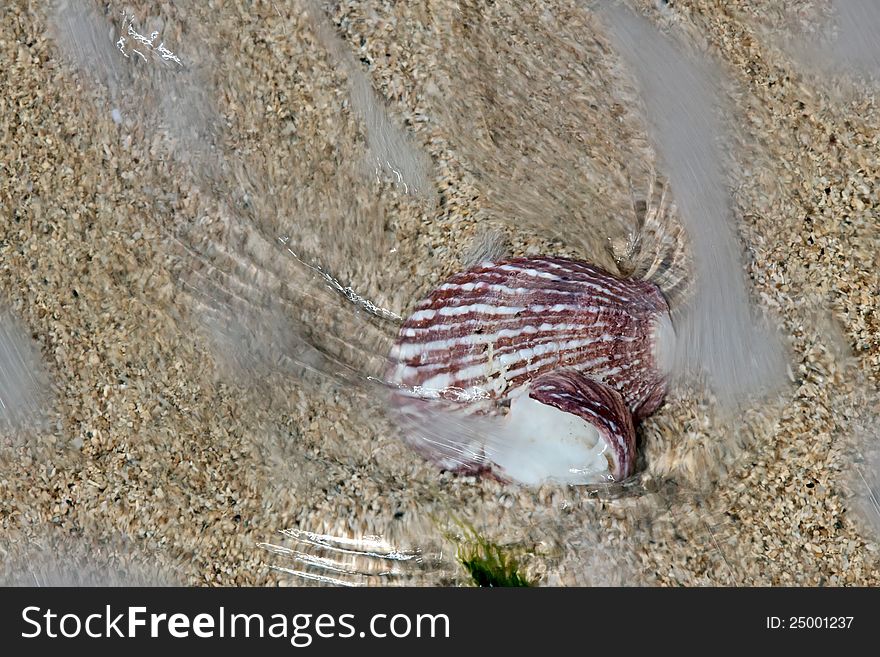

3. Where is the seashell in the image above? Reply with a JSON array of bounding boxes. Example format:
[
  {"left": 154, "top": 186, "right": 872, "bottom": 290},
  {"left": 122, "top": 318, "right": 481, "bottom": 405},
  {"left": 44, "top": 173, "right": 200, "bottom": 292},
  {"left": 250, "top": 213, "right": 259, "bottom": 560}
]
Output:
[
  {"left": 500, "top": 369, "right": 636, "bottom": 483},
  {"left": 387, "top": 256, "right": 674, "bottom": 485}
]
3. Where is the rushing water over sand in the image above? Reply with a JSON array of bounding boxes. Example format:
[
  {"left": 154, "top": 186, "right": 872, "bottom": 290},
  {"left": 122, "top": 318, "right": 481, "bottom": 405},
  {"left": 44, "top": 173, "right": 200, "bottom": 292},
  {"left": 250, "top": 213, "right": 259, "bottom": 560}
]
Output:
[{"left": 1, "top": 0, "right": 876, "bottom": 585}]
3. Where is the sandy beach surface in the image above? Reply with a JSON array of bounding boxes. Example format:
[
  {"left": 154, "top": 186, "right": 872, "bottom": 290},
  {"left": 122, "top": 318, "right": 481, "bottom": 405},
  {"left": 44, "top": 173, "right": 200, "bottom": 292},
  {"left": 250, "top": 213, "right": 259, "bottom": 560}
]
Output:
[{"left": 1, "top": 0, "right": 878, "bottom": 586}]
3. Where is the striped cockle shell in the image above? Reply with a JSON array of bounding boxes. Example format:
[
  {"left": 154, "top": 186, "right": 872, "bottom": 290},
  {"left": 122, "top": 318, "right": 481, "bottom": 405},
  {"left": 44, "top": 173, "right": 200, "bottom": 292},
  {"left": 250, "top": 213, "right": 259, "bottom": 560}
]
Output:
[{"left": 387, "top": 256, "right": 673, "bottom": 483}]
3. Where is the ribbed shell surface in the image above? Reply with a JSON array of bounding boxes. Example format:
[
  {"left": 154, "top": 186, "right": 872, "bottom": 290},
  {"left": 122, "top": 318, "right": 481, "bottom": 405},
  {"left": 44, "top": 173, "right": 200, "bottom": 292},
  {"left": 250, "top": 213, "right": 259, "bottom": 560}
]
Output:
[{"left": 389, "top": 256, "right": 670, "bottom": 421}]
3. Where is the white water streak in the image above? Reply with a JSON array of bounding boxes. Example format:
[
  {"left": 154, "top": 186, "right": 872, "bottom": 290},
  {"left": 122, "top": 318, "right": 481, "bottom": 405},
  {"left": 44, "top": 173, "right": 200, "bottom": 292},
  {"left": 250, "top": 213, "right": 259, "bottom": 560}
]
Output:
[
  {"left": 0, "top": 309, "right": 51, "bottom": 437},
  {"left": 305, "top": 0, "right": 432, "bottom": 196},
  {"left": 600, "top": 4, "right": 787, "bottom": 405},
  {"left": 789, "top": 1, "right": 880, "bottom": 79}
]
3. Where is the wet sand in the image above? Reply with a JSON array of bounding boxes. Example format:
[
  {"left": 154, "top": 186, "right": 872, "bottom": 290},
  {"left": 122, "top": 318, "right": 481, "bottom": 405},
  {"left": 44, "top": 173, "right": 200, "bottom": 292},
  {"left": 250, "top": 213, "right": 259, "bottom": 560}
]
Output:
[{"left": 1, "top": 1, "right": 878, "bottom": 585}]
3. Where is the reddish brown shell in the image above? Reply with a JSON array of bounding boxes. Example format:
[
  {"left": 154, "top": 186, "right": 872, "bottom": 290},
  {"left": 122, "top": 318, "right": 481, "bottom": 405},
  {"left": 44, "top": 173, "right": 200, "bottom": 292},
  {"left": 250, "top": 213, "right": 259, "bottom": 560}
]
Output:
[
  {"left": 387, "top": 256, "right": 670, "bottom": 481},
  {"left": 389, "top": 256, "right": 670, "bottom": 417}
]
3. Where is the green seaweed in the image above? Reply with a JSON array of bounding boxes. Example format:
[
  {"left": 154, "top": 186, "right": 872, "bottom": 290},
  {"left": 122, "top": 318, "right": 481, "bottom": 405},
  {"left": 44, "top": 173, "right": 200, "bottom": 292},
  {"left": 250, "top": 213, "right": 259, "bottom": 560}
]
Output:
[
  {"left": 458, "top": 544, "right": 531, "bottom": 587},
  {"left": 453, "top": 525, "right": 533, "bottom": 587}
]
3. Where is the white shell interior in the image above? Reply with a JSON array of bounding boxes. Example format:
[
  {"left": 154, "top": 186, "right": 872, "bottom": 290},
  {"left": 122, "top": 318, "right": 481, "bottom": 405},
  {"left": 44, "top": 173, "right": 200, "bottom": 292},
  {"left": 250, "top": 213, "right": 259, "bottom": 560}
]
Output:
[{"left": 489, "top": 387, "right": 613, "bottom": 486}]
